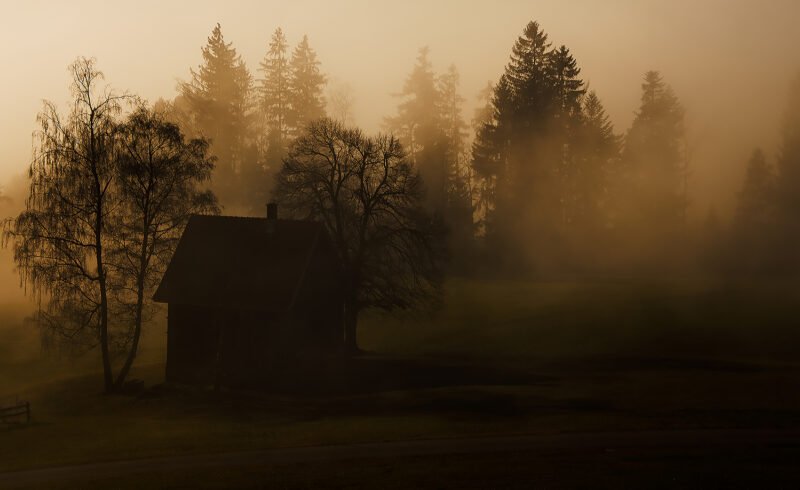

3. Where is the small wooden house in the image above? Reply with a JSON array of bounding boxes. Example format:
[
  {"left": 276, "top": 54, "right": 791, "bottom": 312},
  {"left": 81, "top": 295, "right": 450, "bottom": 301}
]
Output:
[{"left": 153, "top": 207, "right": 343, "bottom": 388}]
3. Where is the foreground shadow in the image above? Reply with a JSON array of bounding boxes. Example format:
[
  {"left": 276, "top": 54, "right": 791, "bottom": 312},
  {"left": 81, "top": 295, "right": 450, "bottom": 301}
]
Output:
[{"left": 219, "top": 355, "right": 554, "bottom": 396}]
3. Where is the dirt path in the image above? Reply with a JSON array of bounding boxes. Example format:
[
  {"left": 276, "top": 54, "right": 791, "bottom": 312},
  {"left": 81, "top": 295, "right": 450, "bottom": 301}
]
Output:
[{"left": 1, "top": 428, "right": 798, "bottom": 488}]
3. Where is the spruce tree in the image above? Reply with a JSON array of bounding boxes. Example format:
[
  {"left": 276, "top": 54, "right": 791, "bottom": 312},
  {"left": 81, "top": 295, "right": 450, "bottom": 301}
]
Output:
[
  {"left": 487, "top": 21, "right": 562, "bottom": 222},
  {"left": 386, "top": 47, "right": 452, "bottom": 222},
  {"left": 548, "top": 45, "right": 585, "bottom": 229},
  {"left": 386, "top": 47, "right": 442, "bottom": 165},
  {"left": 259, "top": 28, "right": 291, "bottom": 145},
  {"left": 470, "top": 80, "right": 501, "bottom": 237},
  {"left": 179, "top": 24, "right": 253, "bottom": 207},
  {"left": 570, "top": 91, "right": 620, "bottom": 228},
  {"left": 437, "top": 64, "right": 470, "bottom": 209},
  {"left": 733, "top": 149, "right": 778, "bottom": 271},
  {"left": 470, "top": 21, "right": 588, "bottom": 268},
  {"left": 622, "top": 70, "right": 686, "bottom": 227},
  {"left": 437, "top": 64, "right": 474, "bottom": 265},
  {"left": 506, "top": 21, "right": 554, "bottom": 126},
  {"left": 550, "top": 45, "right": 584, "bottom": 121},
  {"left": 288, "top": 35, "right": 326, "bottom": 137},
  {"left": 438, "top": 65, "right": 468, "bottom": 159},
  {"left": 737, "top": 149, "right": 775, "bottom": 227}
]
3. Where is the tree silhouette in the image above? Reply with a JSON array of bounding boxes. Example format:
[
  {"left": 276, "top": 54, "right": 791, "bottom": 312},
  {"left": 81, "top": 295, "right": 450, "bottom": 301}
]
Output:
[
  {"left": 728, "top": 149, "right": 777, "bottom": 272},
  {"left": 736, "top": 149, "right": 775, "bottom": 227},
  {"left": 109, "top": 105, "right": 218, "bottom": 389},
  {"left": 438, "top": 64, "right": 469, "bottom": 197},
  {"left": 288, "top": 35, "right": 326, "bottom": 137},
  {"left": 470, "top": 21, "right": 591, "bottom": 269},
  {"left": 386, "top": 47, "right": 441, "bottom": 167},
  {"left": 622, "top": 71, "right": 686, "bottom": 228},
  {"left": 179, "top": 23, "right": 253, "bottom": 209},
  {"left": 436, "top": 64, "right": 474, "bottom": 267},
  {"left": 2, "top": 58, "right": 127, "bottom": 392},
  {"left": 569, "top": 91, "right": 620, "bottom": 229},
  {"left": 259, "top": 27, "right": 291, "bottom": 146},
  {"left": 388, "top": 49, "right": 474, "bottom": 264},
  {"left": 470, "top": 81, "right": 498, "bottom": 238},
  {"left": 274, "top": 119, "right": 445, "bottom": 353}
]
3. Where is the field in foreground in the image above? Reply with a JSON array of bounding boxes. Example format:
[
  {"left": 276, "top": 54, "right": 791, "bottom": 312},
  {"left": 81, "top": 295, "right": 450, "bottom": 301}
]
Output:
[{"left": 1, "top": 277, "right": 799, "bottom": 487}]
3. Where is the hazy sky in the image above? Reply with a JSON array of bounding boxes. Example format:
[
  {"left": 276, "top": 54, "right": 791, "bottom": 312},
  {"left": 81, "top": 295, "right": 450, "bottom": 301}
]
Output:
[{"left": 1, "top": 0, "right": 799, "bottom": 216}]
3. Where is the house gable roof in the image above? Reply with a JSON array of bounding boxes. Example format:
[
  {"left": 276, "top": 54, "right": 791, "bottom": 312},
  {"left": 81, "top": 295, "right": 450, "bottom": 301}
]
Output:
[{"left": 153, "top": 214, "right": 330, "bottom": 311}]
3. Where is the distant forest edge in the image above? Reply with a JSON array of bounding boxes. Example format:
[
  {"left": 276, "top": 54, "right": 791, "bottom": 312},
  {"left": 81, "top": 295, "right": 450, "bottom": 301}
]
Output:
[
  {"left": 155, "top": 21, "right": 800, "bottom": 276},
  {"left": 2, "top": 20, "right": 800, "bottom": 392},
  {"left": 1, "top": 21, "right": 796, "bottom": 275}
]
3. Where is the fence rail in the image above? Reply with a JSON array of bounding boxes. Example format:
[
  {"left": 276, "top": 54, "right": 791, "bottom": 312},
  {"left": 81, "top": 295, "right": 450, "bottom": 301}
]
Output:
[{"left": 0, "top": 401, "right": 30, "bottom": 424}]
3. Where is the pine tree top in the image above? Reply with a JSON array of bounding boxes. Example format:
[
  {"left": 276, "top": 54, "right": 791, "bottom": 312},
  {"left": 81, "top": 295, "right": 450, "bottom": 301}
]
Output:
[
  {"left": 258, "top": 27, "right": 292, "bottom": 137},
  {"left": 386, "top": 46, "right": 442, "bottom": 147},
  {"left": 188, "top": 23, "right": 250, "bottom": 100},
  {"left": 288, "top": 34, "right": 327, "bottom": 132}
]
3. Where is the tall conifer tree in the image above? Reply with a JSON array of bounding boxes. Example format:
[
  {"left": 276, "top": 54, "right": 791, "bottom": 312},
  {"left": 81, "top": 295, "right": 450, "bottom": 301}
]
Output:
[
  {"left": 259, "top": 28, "right": 291, "bottom": 145},
  {"left": 288, "top": 35, "right": 326, "bottom": 137},
  {"left": 733, "top": 149, "right": 778, "bottom": 271},
  {"left": 470, "top": 21, "right": 589, "bottom": 268},
  {"left": 386, "top": 47, "right": 441, "bottom": 165},
  {"left": 179, "top": 24, "right": 252, "bottom": 206},
  {"left": 622, "top": 70, "right": 686, "bottom": 227},
  {"left": 437, "top": 65, "right": 470, "bottom": 209},
  {"left": 470, "top": 81, "right": 499, "bottom": 237},
  {"left": 436, "top": 64, "right": 474, "bottom": 265},
  {"left": 570, "top": 91, "right": 620, "bottom": 228}
]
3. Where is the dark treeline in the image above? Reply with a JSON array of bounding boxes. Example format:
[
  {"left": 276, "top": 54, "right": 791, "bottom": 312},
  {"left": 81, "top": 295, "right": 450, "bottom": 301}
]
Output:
[
  {"left": 723, "top": 74, "right": 800, "bottom": 274},
  {"left": 144, "top": 21, "right": 800, "bottom": 278},
  {"left": 2, "top": 59, "right": 217, "bottom": 391},
  {"left": 4, "top": 20, "right": 800, "bottom": 390},
  {"left": 159, "top": 24, "right": 328, "bottom": 216},
  {"left": 471, "top": 22, "right": 688, "bottom": 273}
]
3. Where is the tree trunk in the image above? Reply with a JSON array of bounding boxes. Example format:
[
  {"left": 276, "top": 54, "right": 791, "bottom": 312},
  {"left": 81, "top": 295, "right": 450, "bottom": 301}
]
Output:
[
  {"left": 88, "top": 110, "right": 114, "bottom": 394},
  {"left": 113, "top": 225, "right": 150, "bottom": 390},
  {"left": 113, "top": 273, "right": 144, "bottom": 390},
  {"left": 96, "top": 233, "right": 113, "bottom": 393},
  {"left": 344, "top": 300, "right": 359, "bottom": 355}
]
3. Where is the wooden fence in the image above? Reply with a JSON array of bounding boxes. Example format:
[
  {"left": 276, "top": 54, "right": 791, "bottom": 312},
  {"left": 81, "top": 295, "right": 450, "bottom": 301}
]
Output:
[{"left": 0, "top": 401, "right": 30, "bottom": 425}]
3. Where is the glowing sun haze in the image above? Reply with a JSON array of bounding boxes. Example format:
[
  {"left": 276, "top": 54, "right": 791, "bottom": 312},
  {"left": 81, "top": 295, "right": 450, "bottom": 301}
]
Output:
[{"left": 1, "top": 0, "right": 799, "bottom": 216}]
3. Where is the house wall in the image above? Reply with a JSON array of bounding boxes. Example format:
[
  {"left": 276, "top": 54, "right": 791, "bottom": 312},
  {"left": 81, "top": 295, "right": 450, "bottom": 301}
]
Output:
[
  {"left": 165, "top": 249, "right": 345, "bottom": 389},
  {"left": 295, "top": 241, "right": 345, "bottom": 352},
  {"left": 166, "top": 303, "right": 222, "bottom": 385},
  {"left": 218, "top": 308, "right": 285, "bottom": 386}
]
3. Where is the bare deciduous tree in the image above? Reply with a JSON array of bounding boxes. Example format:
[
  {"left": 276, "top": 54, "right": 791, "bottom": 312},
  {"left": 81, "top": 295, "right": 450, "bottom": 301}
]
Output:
[
  {"left": 274, "top": 118, "right": 445, "bottom": 353},
  {"left": 2, "top": 58, "right": 127, "bottom": 391},
  {"left": 2, "top": 60, "right": 217, "bottom": 392},
  {"left": 109, "top": 105, "right": 218, "bottom": 389}
]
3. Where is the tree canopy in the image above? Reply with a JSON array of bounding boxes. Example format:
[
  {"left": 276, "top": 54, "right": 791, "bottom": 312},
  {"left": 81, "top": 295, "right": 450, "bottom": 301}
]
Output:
[
  {"left": 273, "top": 118, "right": 445, "bottom": 352},
  {"left": 3, "top": 59, "right": 217, "bottom": 392}
]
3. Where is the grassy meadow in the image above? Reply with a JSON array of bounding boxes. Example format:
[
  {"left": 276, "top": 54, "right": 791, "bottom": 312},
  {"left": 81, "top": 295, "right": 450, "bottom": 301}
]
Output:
[{"left": 1, "top": 277, "right": 799, "bottom": 474}]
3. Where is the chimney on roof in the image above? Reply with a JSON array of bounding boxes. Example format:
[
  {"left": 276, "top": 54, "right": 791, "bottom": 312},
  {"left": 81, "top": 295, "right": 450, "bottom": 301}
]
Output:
[{"left": 266, "top": 202, "right": 278, "bottom": 220}]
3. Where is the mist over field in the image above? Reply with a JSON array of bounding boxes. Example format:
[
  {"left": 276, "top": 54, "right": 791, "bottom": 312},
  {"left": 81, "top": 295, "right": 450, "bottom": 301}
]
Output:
[
  {"left": 0, "top": 0, "right": 798, "bottom": 379},
  {"left": 0, "top": 1, "right": 797, "bottom": 294},
  {"left": 2, "top": 2, "right": 800, "bottom": 488}
]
